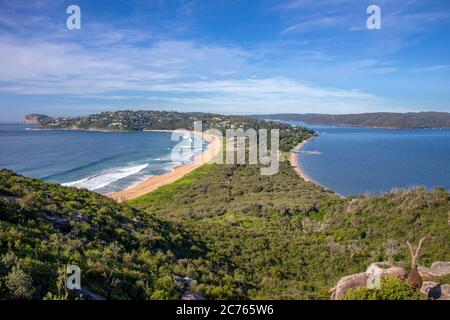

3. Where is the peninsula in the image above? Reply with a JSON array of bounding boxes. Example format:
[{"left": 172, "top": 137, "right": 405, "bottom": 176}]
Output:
[{"left": 252, "top": 112, "right": 450, "bottom": 129}]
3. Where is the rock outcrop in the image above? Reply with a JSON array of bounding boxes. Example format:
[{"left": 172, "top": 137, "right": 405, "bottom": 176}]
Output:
[
  {"left": 331, "top": 261, "right": 450, "bottom": 300},
  {"left": 174, "top": 275, "right": 206, "bottom": 300},
  {"left": 418, "top": 262, "right": 450, "bottom": 300},
  {"left": 174, "top": 276, "right": 197, "bottom": 288},
  {"left": 418, "top": 261, "right": 450, "bottom": 278},
  {"left": 24, "top": 114, "right": 51, "bottom": 125},
  {"left": 330, "top": 262, "right": 407, "bottom": 300},
  {"left": 72, "top": 287, "right": 106, "bottom": 300},
  {"left": 181, "top": 291, "right": 207, "bottom": 300},
  {"left": 420, "top": 282, "right": 450, "bottom": 300}
]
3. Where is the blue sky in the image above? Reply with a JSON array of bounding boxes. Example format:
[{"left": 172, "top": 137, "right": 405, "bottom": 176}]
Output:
[{"left": 0, "top": 0, "right": 450, "bottom": 121}]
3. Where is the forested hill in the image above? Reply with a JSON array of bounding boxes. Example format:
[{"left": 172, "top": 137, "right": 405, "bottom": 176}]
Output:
[
  {"left": 251, "top": 112, "right": 450, "bottom": 129},
  {"left": 0, "top": 168, "right": 201, "bottom": 299},
  {"left": 7, "top": 110, "right": 448, "bottom": 300},
  {"left": 24, "top": 110, "right": 313, "bottom": 152},
  {"left": 1, "top": 163, "right": 449, "bottom": 299},
  {"left": 25, "top": 110, "right": 307, "bottom": 133}
]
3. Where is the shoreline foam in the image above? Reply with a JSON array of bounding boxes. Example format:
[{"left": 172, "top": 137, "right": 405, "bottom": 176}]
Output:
[{"left": 108, "top": 131, "right": 221, "bottom": 202}]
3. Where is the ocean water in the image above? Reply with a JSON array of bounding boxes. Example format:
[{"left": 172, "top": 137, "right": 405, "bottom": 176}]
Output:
[
  {"left": 0, "top": 124, "right": 206, "bottom": 194},
  {"left": 289, "top": 122, "right": 450, "bottom": 196}
]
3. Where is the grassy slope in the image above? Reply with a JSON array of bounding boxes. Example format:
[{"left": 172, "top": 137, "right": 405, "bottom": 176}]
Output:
[
  {"left": 130, "top": 159, "right": 450, "bottom": 299},
  {"left": 0, "top": 139, "right": 448, "bottom": 299},
  {"left": 0, "top": 169, "right": 203, "bottom": 299}
]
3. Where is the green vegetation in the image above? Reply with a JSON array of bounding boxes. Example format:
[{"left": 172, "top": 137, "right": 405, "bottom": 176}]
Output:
[
  {"left": 343, "top": 277, "right": 425, "bottom": 300},
  {"left": 253, "top": 112, "right": 450, "bottom": 129},
  {"left": 26, "top": 110, "right": 313, "bottom": 152},
  {"left": 0, "top": 169, "right": 202, "bottom": 299},
  {"left": 2, "top": 113, "right": 449, "bottom": 300},
  {"left": 4, "top": 164, "right": 448, "bottom": 300},
  {"left": 130, "top": 161, "right": 449, "bottom": 299}
]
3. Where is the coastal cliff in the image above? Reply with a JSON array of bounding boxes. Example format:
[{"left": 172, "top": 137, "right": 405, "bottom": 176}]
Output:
[
  {"left": 331, "top": 261, "right": 450, "bottom": 300},
  {"left": 24, "top": 114, "right": 51, "bottom": 125}
]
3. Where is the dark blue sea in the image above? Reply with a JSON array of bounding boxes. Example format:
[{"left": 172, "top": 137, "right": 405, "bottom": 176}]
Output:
[
  {"left": 0, "top": 124, "right": 205, "bottom": 194},
  {"left": 289, "top": 122, "right": 450, "bottom": 196}
]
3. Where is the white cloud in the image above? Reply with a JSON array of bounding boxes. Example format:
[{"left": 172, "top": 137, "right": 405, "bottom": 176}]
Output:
[
  {"left": 282, "top": 16, "right": 346, "bottom": 35},
  {"left": 414, "top": 65, "right": 450, "bottom": 72},
  {"left": 134, "top": 77, "right": 387, "bottom": 114},
  {"left": 0, "top": 29, "right": 388, "bottom": 114},
  {"left": 0, "top": 35, "right": 249, "bottom": 94},
  {"left": 0, "top": 2, "right": 399, "bottom": 114}
]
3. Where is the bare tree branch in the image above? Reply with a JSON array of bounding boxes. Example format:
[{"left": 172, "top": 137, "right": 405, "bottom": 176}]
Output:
[
  {"left": 414, "top": 236, "right": 428, "bottom": 261},
  {"left": 406, "top": 241, "right": 415, "bottom": 266},
  {"left": 407, "top": 236, "right": 428, "bottom": 268}
]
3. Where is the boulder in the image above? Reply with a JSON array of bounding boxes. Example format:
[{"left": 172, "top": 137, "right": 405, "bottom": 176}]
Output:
[
  {"left": 174, "top": 276, "right": 197, "bottom": 289},
  {"left": 366, "top": 262, "right": 406, "bottom": 278},
  {"left": 331, "top": 272, "right": 368, "bottom": 300},
  {"left": 331, "top": 262, "right": 407, "bottom": 300},
  {"left": 332, "top": 261, "right": 450, "bottom": 300},
  {"left": 418, "top": 261, "right": 450, "bottom": 278},
  {"left": 72, "top": 287, "right": 106, "bottom": 300},
  {"left": 421, "top": 282, "right": 450, "bottom": 300},
  {"left": 181, "top": 291, "right": 206, "bottom": 300}
]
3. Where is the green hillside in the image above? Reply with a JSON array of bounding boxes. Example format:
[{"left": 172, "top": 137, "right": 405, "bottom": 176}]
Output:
[
  {"left": 25, "top": 110, "right": 313, "bottom": 152},
  {"left": 2, "top": 112, "right": 449, "bottom": 299},
  {"left": 253, "top": 112, "right": 450, "bottom": 129},
  {"left": 0, "top": 169, "right": 199, "bottom": 299},
  {"left": 1, "top": 160, "right": 448, "bottom": 299},
  {"left": 130, "top": 161, "right": 450, "bottom": 299}
]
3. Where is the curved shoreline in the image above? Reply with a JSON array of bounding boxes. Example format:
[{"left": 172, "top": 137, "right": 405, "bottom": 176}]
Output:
[
  {"left": 109, "top": 131, "right": 221, "bottom": 202},
  {"left": 290, "top": 137, "right": 315, "bottom": 183},
  {"left": 290, "top": 137, "right": 346, "bottom": 198}
]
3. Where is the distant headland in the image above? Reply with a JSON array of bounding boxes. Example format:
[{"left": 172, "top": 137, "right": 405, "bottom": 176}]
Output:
[{"left": 251, "top": 112, "right": 450, "bottom": 129}]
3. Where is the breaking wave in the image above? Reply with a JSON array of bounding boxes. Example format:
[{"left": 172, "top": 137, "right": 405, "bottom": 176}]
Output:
[{"left": 62, "top": 163, "right": 149, "bottom": 191}]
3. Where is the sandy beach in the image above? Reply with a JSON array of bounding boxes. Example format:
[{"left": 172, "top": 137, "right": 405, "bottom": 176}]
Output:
[
  {"left": 290, "top": 138, "right": 314, "bottom": 182},
  {"left": 109, "top": 131, "right": 221, "bottom": 202},
  {"left": 290, "top": 138, "right": 347, "bottom": 198}
]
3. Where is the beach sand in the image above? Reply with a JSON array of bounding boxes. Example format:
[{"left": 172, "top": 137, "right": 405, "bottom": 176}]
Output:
[
  {"left": 290, "top": 138, "right": 314, "bottom": 182},
  {"left": 109, "top": 131, "right": 221, "bottom": 202},
  {"left": 290, "top": 138, "right": 346, "bottom": 198}
]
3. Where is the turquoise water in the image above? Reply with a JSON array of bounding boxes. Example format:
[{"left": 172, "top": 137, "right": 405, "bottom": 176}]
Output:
[
  {"left": 290, "top": 122, "right": 450, "bottom": 196},
  {"left": 0, "top": 124, "right": 206, "bottom": 194}
]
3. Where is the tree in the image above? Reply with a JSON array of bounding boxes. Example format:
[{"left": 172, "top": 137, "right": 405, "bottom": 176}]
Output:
[
  {"left": 5, "top": 265, "right": 34, "bottom": 299},
  {"left": 406, "top": 236, "right": 428, "bottom": 289},
  {"left": 19, "top": 191, "right": 35, "bottom": 211},
  {"left": 344, "top": 277, "right": 424, "bottom": 300}
]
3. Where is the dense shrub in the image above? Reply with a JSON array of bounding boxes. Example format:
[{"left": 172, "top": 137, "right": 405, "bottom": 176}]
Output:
[
  {"left": 0, "top": 169, "right": 202, "bottom": 299},
  {"left": 1, "top": 118, "right": 449, "bottom": 300},
  {"left": 344, "top": 277, "right": 425, "bottom": 300},
  {"left": 131, "top": 161, "right": 450, "bottom": 299}
]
